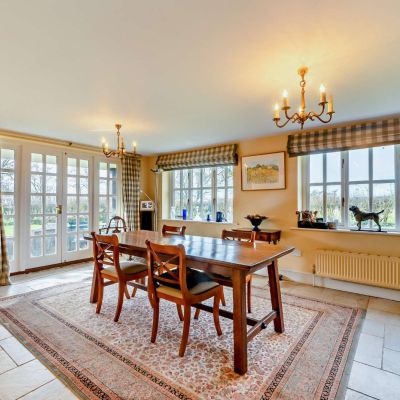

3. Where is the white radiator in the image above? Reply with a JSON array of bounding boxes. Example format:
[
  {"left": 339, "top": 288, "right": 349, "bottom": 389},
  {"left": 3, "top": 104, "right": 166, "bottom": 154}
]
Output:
[{"left": 315, "top": 250, "right": 400, "bottom": 290}]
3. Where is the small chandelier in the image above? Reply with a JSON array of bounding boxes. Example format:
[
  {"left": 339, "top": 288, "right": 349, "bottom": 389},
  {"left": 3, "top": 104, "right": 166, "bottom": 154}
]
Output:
[
  {"left": 273, "top": 66, "right": 335, "bottom": 129},
  {"left": 102, "top": 124, "right": 137, "bottom": 158}
]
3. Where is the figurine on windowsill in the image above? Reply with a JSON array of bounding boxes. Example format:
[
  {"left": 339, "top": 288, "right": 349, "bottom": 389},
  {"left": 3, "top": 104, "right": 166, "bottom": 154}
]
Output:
[
  {"left": 296, "top": 210, "right": 328, "bottom": 229},
  {"left": 349, "top": 206, "right": 384, "bottom": 232}
]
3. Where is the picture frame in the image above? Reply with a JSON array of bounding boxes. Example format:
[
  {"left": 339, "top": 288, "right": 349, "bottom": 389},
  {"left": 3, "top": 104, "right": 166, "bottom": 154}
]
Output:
[
  {"left": 140, "top": 200, "right": 154, "bottom": 211},
  {"left": 241, "top": 151, "right": 286, "bottom": 191}
]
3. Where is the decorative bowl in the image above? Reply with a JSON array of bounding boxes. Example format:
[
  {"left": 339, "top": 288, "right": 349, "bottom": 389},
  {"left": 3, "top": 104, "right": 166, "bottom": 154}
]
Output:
[{"left": 245, "top": 215, "right": 268, "bottom": 231}]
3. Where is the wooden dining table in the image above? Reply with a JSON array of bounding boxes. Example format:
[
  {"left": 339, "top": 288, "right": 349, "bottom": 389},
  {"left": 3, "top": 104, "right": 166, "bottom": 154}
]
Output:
[{"left": 86, "top": 230, "right": 294, "bottom": 375}]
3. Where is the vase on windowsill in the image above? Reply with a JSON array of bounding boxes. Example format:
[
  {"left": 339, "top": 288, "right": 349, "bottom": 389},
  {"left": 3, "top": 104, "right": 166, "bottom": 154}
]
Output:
[{"left": 245, "top": 215, "right": 268, "bottom": 231}]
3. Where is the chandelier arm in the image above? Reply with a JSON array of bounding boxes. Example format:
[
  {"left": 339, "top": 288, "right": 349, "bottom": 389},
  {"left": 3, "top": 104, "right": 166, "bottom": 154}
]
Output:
[
  {"left": 312, "top": 113, "right": 334, "bottom": 124},
  {"left": 274, "top": 118, "right": 293, "bottom": 129}
]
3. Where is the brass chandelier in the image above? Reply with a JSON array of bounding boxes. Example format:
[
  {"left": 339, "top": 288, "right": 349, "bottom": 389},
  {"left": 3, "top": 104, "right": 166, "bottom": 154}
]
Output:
[
  {"left": 102, "top": 123, "right": 137, "bottom": 158},
  {"left": 273, "top": 66, "right": 334, "bottom": 129}
]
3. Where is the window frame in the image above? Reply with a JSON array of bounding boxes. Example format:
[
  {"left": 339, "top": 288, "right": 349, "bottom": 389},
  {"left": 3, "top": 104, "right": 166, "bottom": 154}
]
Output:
[
  {"left": 0, "top": 141, "right": 21, "bottom": 270},
  {"left": 302, "top": 145, "right": 400, "bottom": 231},
  {"left": 170, "top": 166, "right": 233, "bottom": 222}
]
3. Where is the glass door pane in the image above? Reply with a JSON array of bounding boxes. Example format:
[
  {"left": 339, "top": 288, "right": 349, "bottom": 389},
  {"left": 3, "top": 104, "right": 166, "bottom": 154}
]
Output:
[
  {"left": 28, "top": 151, "right": 62, "bottom": 268},
  {"left": 62, "top": 155, "right": 92, "bottom": 261}
]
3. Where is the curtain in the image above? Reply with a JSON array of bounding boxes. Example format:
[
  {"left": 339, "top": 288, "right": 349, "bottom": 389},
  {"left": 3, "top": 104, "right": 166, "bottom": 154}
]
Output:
[
  {"left": 121, "top": 155, "right": 141, "bottom": 231},
  {"left": 0, "top": 196, "right": 11, "bottom": 286},
  {"left": 287, "top": 116, "right": 400, "bottom": 157},
  {"left": 156, "top": 144, "right": 237, "bottom": 171}
]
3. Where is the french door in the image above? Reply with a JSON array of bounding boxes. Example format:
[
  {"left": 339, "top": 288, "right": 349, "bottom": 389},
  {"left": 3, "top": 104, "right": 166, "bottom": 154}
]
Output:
[{"left": 23, "top": 148, "right": 93, "bottom": 268}]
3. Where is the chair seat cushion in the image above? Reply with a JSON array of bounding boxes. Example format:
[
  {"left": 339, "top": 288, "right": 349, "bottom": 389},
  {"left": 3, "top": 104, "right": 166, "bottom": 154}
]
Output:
[
  {"left": 156, "top": 268, "right": 219, "bottom": 297},
  {"left": 156, "top": 280, "right": 219, "bottom": 298},
  {"left": 158, "top": 268, "right": 211, "bottom": 289},
  {"left": 103, "top": 260, "right": 147, "bottom": 276}
]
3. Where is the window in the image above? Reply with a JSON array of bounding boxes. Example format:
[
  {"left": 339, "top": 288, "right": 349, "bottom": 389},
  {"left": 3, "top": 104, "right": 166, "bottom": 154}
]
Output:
[
  {"left": 304, "top": 145, "right": 400, "bottom": 230},
  {"left": 171, "top": 166, "right": 233, "bottom": 222},
  {"left": 98, "top": 161, "right": 119, "bottom": 229},
  {"left": 0, "top": 147, "right": 16, "bottom": 263}
]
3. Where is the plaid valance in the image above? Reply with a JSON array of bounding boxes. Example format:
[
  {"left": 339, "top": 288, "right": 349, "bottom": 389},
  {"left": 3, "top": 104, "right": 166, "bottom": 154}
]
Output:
[
  {"left": 156, "top": 144, "right": 238, "bottom": 171},
  {"left": 287, "top": 116, "right": 400, "bottom": 157}
]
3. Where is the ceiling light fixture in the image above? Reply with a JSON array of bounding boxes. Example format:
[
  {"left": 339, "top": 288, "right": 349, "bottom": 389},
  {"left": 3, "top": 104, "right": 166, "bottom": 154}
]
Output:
[
  {"left": 102, "top": 123, "right": 136, "bottom": 158},
  {"left": 273, "top": 66, "right": 335, "bottom": 129}
]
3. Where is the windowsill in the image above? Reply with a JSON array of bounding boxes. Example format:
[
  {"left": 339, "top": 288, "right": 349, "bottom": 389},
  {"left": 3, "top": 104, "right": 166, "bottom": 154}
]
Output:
[
  {"left": 290, "top": 227, "right": 400, "bottom": 237},
  {"left": 162, "top": 218, "right": 235, "bottom": 225}
]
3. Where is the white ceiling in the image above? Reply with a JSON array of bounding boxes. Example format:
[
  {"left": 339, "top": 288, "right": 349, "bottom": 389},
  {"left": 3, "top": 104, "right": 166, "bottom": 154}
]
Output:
[{"left": 1, "top": 0, "right": 400, "bottom": 155}]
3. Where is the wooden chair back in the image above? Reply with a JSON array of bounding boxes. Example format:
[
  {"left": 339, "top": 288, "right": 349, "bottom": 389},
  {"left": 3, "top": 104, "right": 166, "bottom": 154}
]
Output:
[
  {"left": 91, "top": 232, "right": 124, "bottom": 278},
  {"left": 100, "top": 216, "right": 128, "bottom": 234},
  {"left": 162, "top": 224, "right": 186, "bottom": 236},
  {"left": 146, "top": 240, "right": 190, "bottom": 299},
  {"left": 221, "top": 229, "right": 256, "bottom": 243}
]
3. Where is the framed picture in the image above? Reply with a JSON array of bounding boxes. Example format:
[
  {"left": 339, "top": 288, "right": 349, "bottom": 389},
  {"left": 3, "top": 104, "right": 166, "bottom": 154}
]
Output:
[
  {"left": 140, "top": 200, "right": 154, "bottom": 211},
  {"left": 241, "top": 151, "right": 286, "bottom": 190}
]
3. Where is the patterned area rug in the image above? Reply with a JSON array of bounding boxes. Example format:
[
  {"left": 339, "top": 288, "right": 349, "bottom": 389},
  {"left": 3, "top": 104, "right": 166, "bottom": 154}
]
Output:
[{"left": 0, "top": 281, "right": 361, "bottom": 400}]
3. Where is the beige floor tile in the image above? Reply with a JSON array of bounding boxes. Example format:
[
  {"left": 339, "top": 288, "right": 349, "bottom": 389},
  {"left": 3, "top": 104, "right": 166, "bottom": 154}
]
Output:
[
  {"left": 0, "top": 359, "right": 54, "bottom": 400},
  {"left": 0, "top": 325, "right": 12, "bottom": 341},
  {"left": 383, "top": 348, "right": 400, "bottom": 375},
  {"left": 0, "top": 348, "right": 17, "bottom": 374},
  {"left": 368, "top": 298, "right": 400, "bottom": 315},
  {"left": 348, "top": 361, "right": 400, "bottom": 400},
  {"left": 345, "top": 389, "right": 377, "bottom": 399},
  {"left": 19, "top": 379, "right": 78, "bottom": 400},
  {"left": 384, "top": 324, "right": 400, "bottom": 351},
  {"left": 0, "top": 285, "right": 33, "bottom": 299},
  {"left": 361, "top": 319, "right": 385, "bottom": 338},
  {"left": 0, "top": 337, "right": 35, "bottom": 365},
  {"left": 285, "top": 284, "right": 327, "bottom": 300},
  {"left": 354, "top": 333, "right": 383, "bottom": 368},
  {"left": 365, "top": 309, "right": 400, "bottom": 327}
]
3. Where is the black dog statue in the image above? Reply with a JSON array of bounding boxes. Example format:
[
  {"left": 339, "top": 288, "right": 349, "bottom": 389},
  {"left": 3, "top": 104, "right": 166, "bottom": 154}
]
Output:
[{"left": 349, "top": 205, "right": 384, "bottom": 231}]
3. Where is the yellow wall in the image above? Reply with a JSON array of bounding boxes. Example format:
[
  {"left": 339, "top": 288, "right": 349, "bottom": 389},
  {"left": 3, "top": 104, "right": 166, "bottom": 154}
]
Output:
[{"left": 142, "top": 133, "right": 400, "bottom": 275}]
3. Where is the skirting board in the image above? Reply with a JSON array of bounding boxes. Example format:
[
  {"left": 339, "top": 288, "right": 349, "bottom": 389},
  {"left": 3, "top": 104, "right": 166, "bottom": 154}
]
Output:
[{"left": 255, "top": 268, "right": 400, "bottom": 301}]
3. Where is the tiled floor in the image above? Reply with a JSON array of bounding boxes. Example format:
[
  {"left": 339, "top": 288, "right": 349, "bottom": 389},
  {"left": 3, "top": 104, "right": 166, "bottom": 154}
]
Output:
[{"left": 0, "top": 263, "right": 399, "bottom": 399}]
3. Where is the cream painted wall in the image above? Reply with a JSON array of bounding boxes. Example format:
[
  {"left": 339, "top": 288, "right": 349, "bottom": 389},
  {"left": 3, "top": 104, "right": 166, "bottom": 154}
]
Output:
[{"left": 142, "top": 133, "right": 400, "bottom": 275}]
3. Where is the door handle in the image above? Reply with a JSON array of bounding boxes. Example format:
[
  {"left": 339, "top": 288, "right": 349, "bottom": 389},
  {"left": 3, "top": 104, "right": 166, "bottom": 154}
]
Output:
[{"left": 56, "top": 205, "right": 63, "bottom": 214}]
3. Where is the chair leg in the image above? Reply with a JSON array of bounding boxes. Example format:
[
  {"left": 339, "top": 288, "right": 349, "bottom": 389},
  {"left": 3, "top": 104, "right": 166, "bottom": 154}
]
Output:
[
  {"left": 114, "top": 283, "right": 125, "bottom": 322},
  {"left": 221, "top": 288, "right": 226, "bottom": 306},
  {"left": 124, "top": 285, "right": 130, "bottom": 299},
  {"left": 194, "top": 307, "right": 201, "bottom": 320},
  {"left": 176, "top": 304, "right": 184, "bottom": 321},
  {"left": 179, "top": 305, "right": 191, "bottom": 357},
  {"left": 131, "top": 286, "right": 138, "bottom": 298},
  {"left": 151, "top": 298, "right": 160, "bottom": 343},
  {"left": 247, "top": 277, "right": 252, "bottom": 314},
  {"left": 213, "top": 289, "right": 223, "bottom": 336},
  {"left": 96, "top": 277, "right": 104, "bottom": 314}
]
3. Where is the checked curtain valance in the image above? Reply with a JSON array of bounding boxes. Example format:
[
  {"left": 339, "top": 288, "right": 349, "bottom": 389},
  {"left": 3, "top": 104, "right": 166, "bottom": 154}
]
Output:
[
  {"left": 287, "top": 116, "right": 400, "bottom": 157},
  {"left": 156, "top": 144, "right": 238, "bottom": 171}
]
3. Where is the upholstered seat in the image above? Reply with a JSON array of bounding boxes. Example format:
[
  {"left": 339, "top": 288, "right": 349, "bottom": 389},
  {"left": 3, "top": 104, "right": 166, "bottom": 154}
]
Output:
[
  {"left": 158, "top": 268, "right": 214, "bottom": 290},
  {"left": 103, "top": 260, "right": 147, "bottom": 276},
  {"left": 157, "top": 279, "right": 219, "bottom": 298}
]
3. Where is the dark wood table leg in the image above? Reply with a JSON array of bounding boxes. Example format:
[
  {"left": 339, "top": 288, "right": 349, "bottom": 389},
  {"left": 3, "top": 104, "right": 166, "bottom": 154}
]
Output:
[
  {"left": 267, "top": 260, "right": 284, "bottom": 333},
  {"left": 90, "top": 266, "right": 98, "bottom": 304},
  {"left": 232, "top": 269, "right": 248, "bottom": 375}
]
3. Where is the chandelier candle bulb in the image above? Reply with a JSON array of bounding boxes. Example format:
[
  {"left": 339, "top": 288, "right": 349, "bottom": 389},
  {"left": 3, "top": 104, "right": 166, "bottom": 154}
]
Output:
[
  {"left": 328, "top": 97, "right": 334, "bottom": 113},
  {"left": 282, "top": 90, "right": 289, "bottom": 108},
  {"left": 132, "top": 141, "right": 137, "bottom": 154},
  {"left": 274, "top": 103, "right": 280, "bottom": 119},
  {"left": 320, "top": 84, "right": 326, "bottom": 103}
]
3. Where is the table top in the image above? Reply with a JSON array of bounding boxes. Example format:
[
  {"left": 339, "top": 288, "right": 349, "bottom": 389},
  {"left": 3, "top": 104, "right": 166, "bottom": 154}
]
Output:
[{"left": 85, "top": 230, "right": 293, "bottom": 271}]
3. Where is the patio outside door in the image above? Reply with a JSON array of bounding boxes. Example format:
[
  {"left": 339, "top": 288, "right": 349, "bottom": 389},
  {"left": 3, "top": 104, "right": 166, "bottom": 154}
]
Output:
[{"left": 25, "top": 149, "right": 93, "bottom": 268}]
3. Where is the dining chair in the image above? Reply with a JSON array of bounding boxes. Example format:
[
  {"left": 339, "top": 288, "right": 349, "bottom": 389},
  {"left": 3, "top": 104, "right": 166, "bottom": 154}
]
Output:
[
  {"left": 91, "top": 232, "right": 148, "bottom": 322},
  {"left": 194, "top": 229, "right": 256, "bottom": 320},
  {"left": 162, "top": 224, "right": 187, "bottom": 236},
  {"left": 99, "top": 216, "right": 128, "bottom": 234},
  {"left": 146, "top": 240, "right": 223, "bottom": 357}
]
